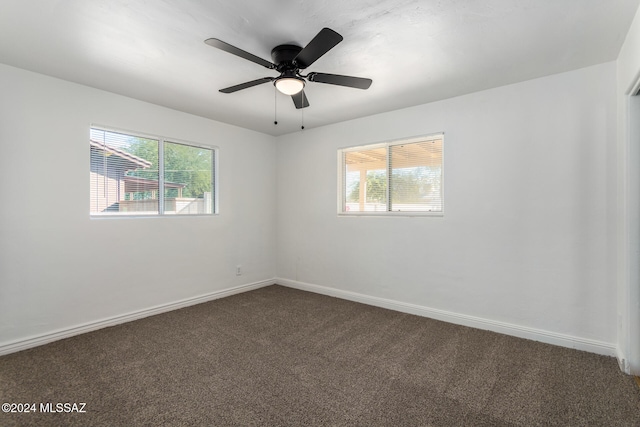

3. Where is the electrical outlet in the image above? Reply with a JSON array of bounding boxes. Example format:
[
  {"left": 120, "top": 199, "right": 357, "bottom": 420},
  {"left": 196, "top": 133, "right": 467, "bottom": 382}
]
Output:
[{"left": 236, "top": 265, "right": 242, "bottom": 276}]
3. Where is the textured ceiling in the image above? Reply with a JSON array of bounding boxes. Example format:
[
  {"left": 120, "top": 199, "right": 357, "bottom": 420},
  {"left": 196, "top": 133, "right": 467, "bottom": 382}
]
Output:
[{"left": 0, "top": 0, "right": 638, "bottom": 136}]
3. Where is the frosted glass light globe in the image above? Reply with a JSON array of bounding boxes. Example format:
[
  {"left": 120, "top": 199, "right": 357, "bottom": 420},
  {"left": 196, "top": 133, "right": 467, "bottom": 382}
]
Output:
[{"left": 275, "top": 77, "right": 304, "bottom": 95}]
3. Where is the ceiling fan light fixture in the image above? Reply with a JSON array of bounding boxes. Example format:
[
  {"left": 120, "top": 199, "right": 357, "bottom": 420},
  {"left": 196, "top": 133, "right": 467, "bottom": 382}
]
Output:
[
  {"left": 275, "top": 77, "right": 305, "bottom": 95},
  {"left": 207, "top": 28, "right": 372, "bottom": 109}
]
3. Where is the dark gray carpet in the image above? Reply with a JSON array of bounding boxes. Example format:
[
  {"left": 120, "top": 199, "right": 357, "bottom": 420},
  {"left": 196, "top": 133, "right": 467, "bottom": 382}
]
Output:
[{"left": 1, "top": 285, "right": 639, "bottom": 426}]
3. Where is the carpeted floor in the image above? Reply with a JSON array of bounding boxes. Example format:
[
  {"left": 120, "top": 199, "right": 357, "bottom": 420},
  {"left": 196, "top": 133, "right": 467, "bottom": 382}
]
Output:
[{"left": 1, "top": 285, "right": 639, "bottom": 426}]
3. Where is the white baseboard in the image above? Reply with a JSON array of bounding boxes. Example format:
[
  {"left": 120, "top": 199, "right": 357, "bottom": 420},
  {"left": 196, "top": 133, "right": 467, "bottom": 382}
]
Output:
[
  {"left": 617, "top": 347, "right": 630, "bottom": 374},
  {"left": 3, "top": 278, "right": 617, "bottom": 360},
  {"left": 276, "top": 277, "right": 617, "bottom": 357},
  {"left": 0, "top": 279, "right": 276, "bottom": 356}
]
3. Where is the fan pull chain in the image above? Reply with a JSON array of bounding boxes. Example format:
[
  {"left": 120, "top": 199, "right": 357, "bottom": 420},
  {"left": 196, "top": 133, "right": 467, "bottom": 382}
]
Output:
[
  {"left": 301, "top": 97, "right": 305, "bottom": 130},
  {"left": 274, "top": 87, "right": 278, "bottom": 125}
]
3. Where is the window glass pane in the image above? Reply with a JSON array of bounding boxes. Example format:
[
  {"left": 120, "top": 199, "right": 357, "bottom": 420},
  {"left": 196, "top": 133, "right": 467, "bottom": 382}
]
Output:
[
  {"left": 390, "top": 139, "right": 443, "bottom": 212},
  {"left": 90, "top": 129, "right": 159, "bottom": 216},
  {"left": 340, "top": 135, "right": 443, "bottom": 215},
  {"left": 344, "top": 147, "right": 387, "bottom": 212},
  {"left": 164, "top": 141, "right": 213, "bottom": 215}
]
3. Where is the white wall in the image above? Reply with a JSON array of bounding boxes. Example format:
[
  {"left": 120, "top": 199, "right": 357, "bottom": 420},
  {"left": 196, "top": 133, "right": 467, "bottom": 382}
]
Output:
[
  {"left": 276, "top": 62, "right": 618, "bottom": 353},
  {"left": 0, "top": 64, "right": 277, "bottom": 351},
  {"left": 616, "top": 4, "right": 640, "bottom": 374},
  {"left": 0, "top": 58, "right": 623, "bottom": 359}
]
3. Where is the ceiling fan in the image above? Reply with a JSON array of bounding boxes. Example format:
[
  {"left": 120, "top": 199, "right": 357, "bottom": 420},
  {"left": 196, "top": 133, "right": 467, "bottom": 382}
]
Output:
[{"left": 204, "top": 28, "right": 372, "bottom": 109}]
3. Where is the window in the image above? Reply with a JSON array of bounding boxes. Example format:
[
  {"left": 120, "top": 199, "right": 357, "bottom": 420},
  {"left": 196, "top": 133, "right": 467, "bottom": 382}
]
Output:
[
  {"left": 339, "top": 134, "right": 443, "bottom": 215},
  {"left": 90, "top": 127, "right": 216, "bottom": 216}
]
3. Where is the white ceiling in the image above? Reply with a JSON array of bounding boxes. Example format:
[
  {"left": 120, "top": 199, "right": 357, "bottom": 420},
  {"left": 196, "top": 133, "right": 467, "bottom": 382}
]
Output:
[{"left": 1, "top": 0, "right": 638, "bottom": 136}]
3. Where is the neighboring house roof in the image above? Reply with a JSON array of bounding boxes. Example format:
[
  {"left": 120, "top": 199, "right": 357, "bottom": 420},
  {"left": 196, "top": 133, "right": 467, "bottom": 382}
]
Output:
[
  {"left": 90, "top": 139, "right": 152, "bottom": 169},
  {"left": 123, "top": 176, "right": 185, "bottom": 193},
  {"left": 91, "top": 140, "right": 186, "bottom": 192}
]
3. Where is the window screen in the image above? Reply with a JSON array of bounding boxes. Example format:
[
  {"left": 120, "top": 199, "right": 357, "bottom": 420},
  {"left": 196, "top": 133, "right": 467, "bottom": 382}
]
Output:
[
  {"left": 164, "top": 141, "right": 214, "bottom": 215},
  {"left": 390, "top": 139, "right": 443, "bottom": 212}
]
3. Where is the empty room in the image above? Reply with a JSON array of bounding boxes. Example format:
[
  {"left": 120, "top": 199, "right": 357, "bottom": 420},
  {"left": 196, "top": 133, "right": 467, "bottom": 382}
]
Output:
[{"left": 2, "top": 0, "right": 640, "bottom": 425}]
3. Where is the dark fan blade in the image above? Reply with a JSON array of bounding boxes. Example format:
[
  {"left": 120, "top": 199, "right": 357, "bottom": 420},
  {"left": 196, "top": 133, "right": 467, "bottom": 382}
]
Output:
[
  {"left": 220, "top": 77, "right": 273, "bottom": 93},
  {"left": 291, "top": 90, "right": 310, "bottom": 109},
  {"left": 205, "top": 38, "right": 275, "bottom": 69},
  {"left": 308, "top": 72, "right": 372, "bottom": 89},
  {"left": 293, "top": 28, "right": 343, "bottom": 69}
]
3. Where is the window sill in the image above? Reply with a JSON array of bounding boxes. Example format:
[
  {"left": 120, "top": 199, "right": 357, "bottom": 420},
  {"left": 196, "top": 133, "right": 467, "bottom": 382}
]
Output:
[{"left": 338, "top": 211, "right": 444, "bottom": 218}]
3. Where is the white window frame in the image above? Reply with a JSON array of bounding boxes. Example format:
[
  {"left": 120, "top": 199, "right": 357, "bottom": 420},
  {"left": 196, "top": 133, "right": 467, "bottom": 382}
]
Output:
[
  {"left": 337, "top": 133, "right": 444, "bottom": 217},
  {"left": 90, "top": 125, "right": 219, "bottom": 218}
]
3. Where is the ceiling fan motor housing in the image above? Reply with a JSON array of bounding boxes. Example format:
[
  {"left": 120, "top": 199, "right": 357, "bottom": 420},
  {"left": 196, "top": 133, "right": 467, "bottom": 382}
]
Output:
[{"left": 271, "top": 44, "right": 303, "bottom": 70}]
